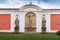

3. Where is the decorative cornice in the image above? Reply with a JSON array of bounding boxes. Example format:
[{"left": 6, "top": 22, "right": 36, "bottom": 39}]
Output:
[{"left": 0, "top": 8, "right": 19, "bottom": 10}]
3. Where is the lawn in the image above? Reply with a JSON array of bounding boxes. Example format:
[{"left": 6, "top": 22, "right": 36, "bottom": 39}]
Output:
[{"left": 0, "top": 34, "right": 60, "bottom": 40}]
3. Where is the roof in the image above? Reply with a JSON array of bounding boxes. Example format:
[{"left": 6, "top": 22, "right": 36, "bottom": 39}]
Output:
[
  {"left": 0, "top": 3, "right": 60, "bottom": 10},
  {"left": 0, "top": 8, "right": 19, "bottom": 10}
]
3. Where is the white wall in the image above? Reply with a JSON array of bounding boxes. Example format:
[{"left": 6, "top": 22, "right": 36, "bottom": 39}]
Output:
[
  {"left": 0, "top": 7, "right": 42, "bottom": 33},
  {"left": 46, "top": 11, "right": 60, "bottom": 33},
  {"left": 19, "top": 11, "right": 42, "bottom": 32},
  {"left": 0, "top": 8, "right": 60, "bottom": 33}
]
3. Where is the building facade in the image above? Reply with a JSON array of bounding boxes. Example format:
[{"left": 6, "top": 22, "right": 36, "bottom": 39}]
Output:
[{"left": 0, "top": 3, "right": 60, "bottom": 33}]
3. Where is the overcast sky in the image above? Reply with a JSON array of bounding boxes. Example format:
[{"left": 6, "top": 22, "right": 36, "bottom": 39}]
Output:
[{"left": 0, "top": 0, "right": 60, "bottom": 9}]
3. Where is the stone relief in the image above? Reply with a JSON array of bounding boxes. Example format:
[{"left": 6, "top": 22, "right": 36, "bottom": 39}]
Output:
[{"left": 25, "top": 12, "right": 36, "bottom": 33}]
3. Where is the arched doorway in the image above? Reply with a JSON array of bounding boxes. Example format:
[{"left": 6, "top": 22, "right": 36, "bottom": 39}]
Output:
[{"left": 25, "top": 12, "right": 36, "bottom": 33}]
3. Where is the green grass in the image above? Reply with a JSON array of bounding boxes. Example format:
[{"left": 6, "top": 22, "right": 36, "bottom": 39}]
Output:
[{"left": 0, "top": 34, "right": 60, "bottom": 40}]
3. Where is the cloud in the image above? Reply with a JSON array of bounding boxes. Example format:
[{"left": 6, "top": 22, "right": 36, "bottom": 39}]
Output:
[
  {"left": 31, "top": 0, "right": 60, "bottom": 9},
  {"left": 0, "top": 0, "right": 60, "bottom": 9}
]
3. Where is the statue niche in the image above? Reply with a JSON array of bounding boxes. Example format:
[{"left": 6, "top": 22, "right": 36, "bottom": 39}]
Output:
[
  {"left": 14, "top": 14, "right": 19, "bottom": 33},
  {"left": 25, "top": 12, "right": 36, "bottom": 33}
]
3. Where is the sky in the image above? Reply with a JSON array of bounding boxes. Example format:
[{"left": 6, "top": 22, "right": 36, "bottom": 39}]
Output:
[{"left": 0, "top": 0, "right": 60, "bottom": 9}]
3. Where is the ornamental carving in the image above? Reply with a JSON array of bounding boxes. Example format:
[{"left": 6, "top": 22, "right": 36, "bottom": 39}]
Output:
[{"left": 25, "top": 12, "right": 36, "bottom": 33}]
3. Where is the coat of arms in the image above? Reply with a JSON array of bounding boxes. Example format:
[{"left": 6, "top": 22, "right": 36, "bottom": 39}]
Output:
[
  {"left": 2, "top": 19, "right": 6, "bottom": 25},
  {"left": 55, "top": 20, "right": 59, "bottom": 25}
]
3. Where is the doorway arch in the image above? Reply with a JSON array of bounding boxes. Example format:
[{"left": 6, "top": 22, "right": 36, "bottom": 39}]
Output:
[{"left": 25, "top": 12, "right": 36, "bottom": 33}]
